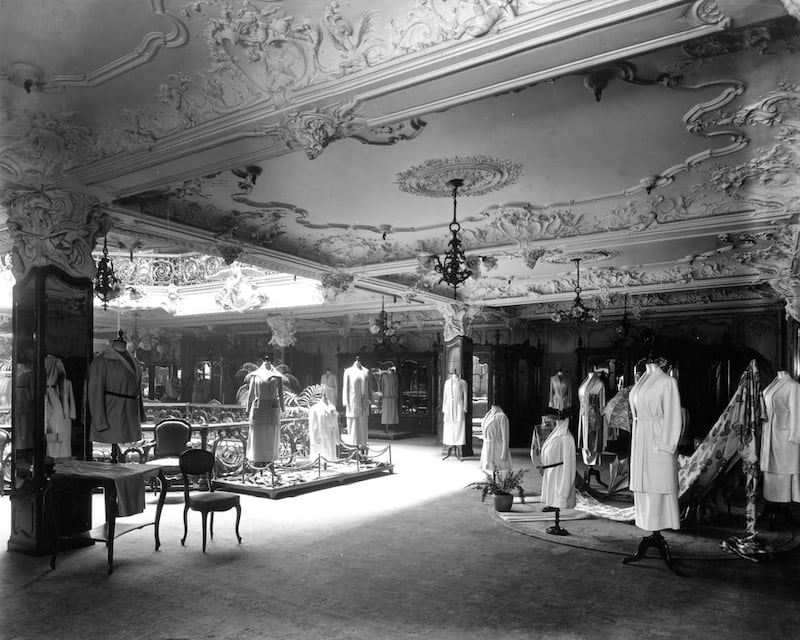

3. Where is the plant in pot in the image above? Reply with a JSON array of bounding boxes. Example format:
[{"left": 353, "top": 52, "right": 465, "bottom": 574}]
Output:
[{"left": 468, "top": 466, "right": 526, "bottom": 512}]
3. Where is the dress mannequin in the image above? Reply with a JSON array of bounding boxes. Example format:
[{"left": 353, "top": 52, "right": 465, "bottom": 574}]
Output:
[
  {"left": 760, "top": 371, "right": 800, "bottom": 526},
  {"left": 342, "top": 357, "right": 370, "bottom": 447},
  {"left": 320, "top": 369, "right": 338, "bottom": 405},
  {"left": 380, "top": 366, "right": 399, "bottom": 433},
  {"left": 308, "top": 393, "right": 341, "bottom": 463},
  {"left": 88, "top": 331, "right": 144, "bottom": 464},
  {"left": 577, "top": 370, "right": 607, "bottom": 487},
  {"left": 623, "top": 361, "right": 683, "bottom": 575},
  {"left": 548, "top": 369, "right": 572, "bottom": 417},
  {"left": 537, "top": 418, "right": 576, "bottom": 536},
  {"left": 442, "top": 370, "right": 467, "bottom": 461},
  {"left": 245, "top": 356, "right": 285, "bottom": 468},
  {"left": 479, "top": 403, "right": 511, "bottom": 473}
]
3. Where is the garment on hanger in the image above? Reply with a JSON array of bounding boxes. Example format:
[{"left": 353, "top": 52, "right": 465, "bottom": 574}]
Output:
[
  {"left": 479, "top": 405, "right": 511, "bottom": 473},
  {"left": 380, "top": 368, "right": 399, "bottom": 426},
  {"left": 540, "top": 418, "right": 576, "bottom": 510},
  {"left": 44, "top": 354, "right": 75, "bottom": 459},
  {"left": 245, "top": 361, "right": 285, "bottom": 463},
  {"left": 308, "top": 397, "right": 341, "bottom": 461},
  {"left": 577, "top": 371, "right": 607, "bottom": 466},
  {"left": 760, "top": 371, "right": 800, "bottom": 503},
  {"left": 342, "top": 360, "right": 370, "bottom": 445},
  {"left": 88, "top": 344, "right": 144, "bottom": 444},
  {"left": 628, "top": 362, "right": 682, "bottom": 531},
  {"left": 548, "top": 373, "right": 572, "bottom": 411},
  {"left": 442, "top": 373, "right": 467, "bottom": 447}
]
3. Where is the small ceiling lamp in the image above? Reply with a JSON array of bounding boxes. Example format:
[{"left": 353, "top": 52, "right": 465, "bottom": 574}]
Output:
[
  {"left": 615, "top": 293, "right": 632, "bottom": 337},
  {"left": 369, "top": 296, "right": 400, "bottom": 348},
  {"left": 94, "top": 236, "right": 120, "bottom": 310},
  {"left": 432, "top": 178, "right": 472, "bottom": 299},
  {"left": 551, "top": 258, "right": 601, "bottom": 325}
]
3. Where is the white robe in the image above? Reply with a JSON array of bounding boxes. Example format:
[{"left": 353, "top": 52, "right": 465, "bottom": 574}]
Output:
[
  {"left": 629, "top": 363, "right": 682, "bottom": 531},
  {"left": 320, "top": 371, "right": 338, "bottom": 405},
  {"left": 479, "top": 405, "right": 511, "bottom": 473},
  {"left": 761, "top": 371, "right": 800, "bottom": 503},
  {"left": 342, "top": 363, "right": 370, "bottom": 445},
  {"left": 308, "top": 399, "right": 341, "bottom": 461},
  {"left": 540, "top": 419, "right": 576, "bottom": 510},
  {"left": 442, "top": 375, "right": 467, "bottom": 446}
]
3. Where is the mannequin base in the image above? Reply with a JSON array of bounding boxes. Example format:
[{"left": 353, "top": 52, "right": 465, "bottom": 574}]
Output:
[{"left": 623, "top": 531, "right": 685, "bottom": 577}]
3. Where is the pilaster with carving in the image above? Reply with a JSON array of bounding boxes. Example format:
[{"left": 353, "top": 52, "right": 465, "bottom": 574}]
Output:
[{"left": 2, "top": 189, "right": 110, "bottom": 280}]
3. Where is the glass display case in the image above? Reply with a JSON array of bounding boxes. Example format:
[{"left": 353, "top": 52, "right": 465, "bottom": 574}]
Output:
[
  {"left": 9, "top": 267, "right": 93, "bottom": 555},
  {"left": 338, "top": 352, "right": 437, "bottom": 434}
]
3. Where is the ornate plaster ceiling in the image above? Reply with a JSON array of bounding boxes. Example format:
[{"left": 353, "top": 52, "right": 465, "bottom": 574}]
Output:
[{"left": 1, "top": 0, "right": 799, "bottom": 334}]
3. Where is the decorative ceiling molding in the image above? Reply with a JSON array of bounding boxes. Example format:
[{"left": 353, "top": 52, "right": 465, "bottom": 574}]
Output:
[
  {"left": 539, "top": 249, "right": 619, "bottom": 264},
  {"left": 0, "top": 1, "right": 188, "bottom": 94},
  {"left": 349, "top": 117, "right": 428, "bottom": 146},
  {"left": 781, "top": 0, "right": 800, "bottom": 21},
  {"left": 396, "top": 155, "right": 523, "bottom": 197}
]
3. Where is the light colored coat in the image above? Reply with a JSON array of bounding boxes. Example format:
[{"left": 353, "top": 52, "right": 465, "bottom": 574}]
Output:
[
  {"left": 540, "top": 419, "right": 576, "bottom": 509},
  {"left": 761, "top": 372, "right": 800, "bottom": 472},
  {"left": 308, "top": 399, "right": 341, "bottom": 461},
  {"left": 442, "top": 375, "right": 467, "bottom": 446},
  {"left": 342, "top": 364, "right": 370, "bottom": 417},
  {"left": 628, "top": 364, "right": 682, "bottom": 494},
  {"left": 45, "top": 354, "right": 75, "bottom": 458},
  {"left": 88, "top": 346, "right": 144, "bottom": 444},
  {"left": 480, "top": 405, "right": 511, "bottom": 473}
]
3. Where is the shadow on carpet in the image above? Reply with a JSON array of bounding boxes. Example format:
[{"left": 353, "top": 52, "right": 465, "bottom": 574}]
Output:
[{"left": 492, "top": 496, "right": 800, "bottom": 561}]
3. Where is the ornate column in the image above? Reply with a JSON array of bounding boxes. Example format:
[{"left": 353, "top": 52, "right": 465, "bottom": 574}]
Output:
[{"left": 438, "top": 303, "right": 480, "bottom": 457}]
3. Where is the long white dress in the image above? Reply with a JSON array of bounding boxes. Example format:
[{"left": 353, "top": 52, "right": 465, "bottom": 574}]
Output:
[
  {"left": 761, "top": 371, "right": 800, "bottom": 503},
  {"left": 342, "top": 363, "right": 370, "bottom": 445},
  {"left": 442, "top": 375, "right": 467, "bottom": 446},
  {"left": 380, "top": 369, "right": 399, "bottom": 426},
  {"left": 629, "top": 363, "right": 682, "bottom": 531},
  {"left": 540, "top": 419, "right": 576, "bottom": 510},
  {"left": 44, "top": 354, "right": 75, "bottom": 459},
  {"left": 479, "top": 405, "right": 511, "bottom": 473},
  {"left": 308, "top": 399, "right": 341, "bottom": 461}
]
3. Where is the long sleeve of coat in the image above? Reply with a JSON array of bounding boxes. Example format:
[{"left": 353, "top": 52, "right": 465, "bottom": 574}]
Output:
[{"left": 654, "top": 376, "right": 682, "bottom": 455}]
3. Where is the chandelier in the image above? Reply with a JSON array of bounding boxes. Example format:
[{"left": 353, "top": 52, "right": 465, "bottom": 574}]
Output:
[
  {"left": 369, "top": 297, "right": 400, "bottom": 347},
  {"left": 94, "top": 236, "right": 120, "bottom": 310},
  {"left": 432, "top": 178, "right": 472, "bottom": 299},
  {"left": 551, "top": 258, "right": 601, "bottom": 325},
  {"left": 615, "top": 293, "right": 632, "bottom": 337}
]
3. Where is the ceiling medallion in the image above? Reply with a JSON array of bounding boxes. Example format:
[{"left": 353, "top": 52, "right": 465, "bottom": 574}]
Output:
[
  {"left": 395, "top": 156, "right": 523, "bottom": 198},
  {"left": 541, "top": 250, "right": 618, "bottom": 264}
]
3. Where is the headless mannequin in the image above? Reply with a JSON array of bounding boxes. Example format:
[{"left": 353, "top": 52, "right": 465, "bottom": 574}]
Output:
[
  {"left": 579, "top": 369, "right": 607, "bottom": 488},
  {"left": 342, "top": 356, "right": 370, "bottom": 455},
  {"left": 622, "top": 358, "right": 684, "bottom": 576},
  {"left": 109, "top": 331, "right": 129, "bottom": 463},
  {"left": 246, "top": 355, "right": 285, "bottom": 476},
  {"left": 442, "top": 370, "right": 467, "bottom": 461}
]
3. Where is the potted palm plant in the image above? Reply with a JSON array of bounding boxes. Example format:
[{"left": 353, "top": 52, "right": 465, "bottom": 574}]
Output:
[{"left": 468, "top": 466, "right": 526, "bottom": 512}]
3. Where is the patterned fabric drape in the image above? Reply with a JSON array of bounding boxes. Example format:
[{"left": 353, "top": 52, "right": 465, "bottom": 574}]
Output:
[{"left": 577, "top": 360, "right": 765, "bottom": 538}]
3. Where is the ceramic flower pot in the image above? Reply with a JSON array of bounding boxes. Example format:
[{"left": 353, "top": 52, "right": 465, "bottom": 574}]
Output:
[{"left": 493, "top": 493, "right": 514, "bottom": 512}]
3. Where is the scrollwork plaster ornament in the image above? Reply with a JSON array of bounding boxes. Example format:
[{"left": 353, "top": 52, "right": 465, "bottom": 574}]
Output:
[
  {"left": 3, "top": 189, "right": 110, "bottom": 280},
  {"left": 214, "top": 265, "right": 269, "bottom": 312},
  {"left": 319, "top": 270, "right": 355, "bottom": 302},
  {"left": 267, "top": 314, "right": 297, "bottom": 348},
  {"left": 214, "top": 234, "right": 244, "bottom": 265},
  {"left": 687, "top": 1, "right": 731, "bottom": 28},
  {"left": 437, "top": 302, "right": 481, "bottom": 341},
  {"left": 261, "top": 101, "right": 359, "bottom": 159},
  {"left": 396, "top": 156, "right": 523, "bottom": 197}
]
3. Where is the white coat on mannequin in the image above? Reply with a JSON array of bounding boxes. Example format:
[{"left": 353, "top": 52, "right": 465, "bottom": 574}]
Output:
[
  {"left": 761, "top": 371, "right": 800, "bottom": 503},
  {"left": 442, "top": 373, "right": 467, "bottom": 446},
  {"left": 479, "top": 405, "right": 511, "bottom": 473},
  {"left": 628, "top": 363, "right": 682, "bottom": 531},
  {"left": 308, "top": 396, "right": 341, "bottom": 461},
  {"left": 539, "top": 418, "right": 576, "bottom": 510},
  {"left": 342, "top": 359, "right": 370, "bottom": 446}
]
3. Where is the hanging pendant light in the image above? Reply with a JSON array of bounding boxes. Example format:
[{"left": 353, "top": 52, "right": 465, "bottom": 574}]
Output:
[
  {"left": 94, "top": 236, "right": 120, "bottom": 310},
  {"left": 431, "top": 178, "right": 472, "bottom": 299},
  {"left": 551, "top": 258, "right": 601, "bottom": 325},
  {"left": 615, "top": 293, "right": 632, "bottom": 337},
  {"left": 369, "top": 296, "right": 400, "bottom": 347}
]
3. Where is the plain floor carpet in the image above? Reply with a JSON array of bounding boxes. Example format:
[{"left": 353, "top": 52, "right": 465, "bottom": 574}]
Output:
[{"left": 2, "top": 437, "right": 800, "bottom": 640}]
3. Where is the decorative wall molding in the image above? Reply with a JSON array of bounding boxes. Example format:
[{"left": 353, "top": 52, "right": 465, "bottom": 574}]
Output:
[
  {"left": 0, "top": 1, "right": 189, "bottom": 93},
  {"left": 2, "top": 189, "right": 109, "bottom": 280}
]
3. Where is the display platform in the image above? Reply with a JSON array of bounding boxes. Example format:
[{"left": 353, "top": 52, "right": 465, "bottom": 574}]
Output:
[
  {"left": 212, "top": 444, "right": 394, "bottom": 499},
  {"left": 368, "top": 429, "right": 417, "bottom": 441},
  {"left": 492, "top": 494, "right": 800, "bottom": 563}
]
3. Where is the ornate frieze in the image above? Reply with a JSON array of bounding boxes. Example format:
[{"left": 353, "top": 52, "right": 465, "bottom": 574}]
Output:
[
  {"left": 261, "top": 101, "right": 359, "bottom": 159},
  {"left": 267, "top": 314, "right": 297, "bottom": 348},
  {"left": 3, "top": 189, "right": 109, "bottom": 280},
  {"left": 213, "top": 266, "right": 270, "bottom": 312}
]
